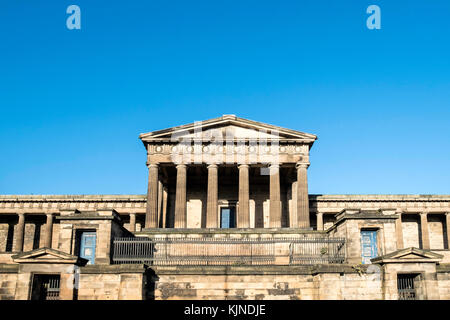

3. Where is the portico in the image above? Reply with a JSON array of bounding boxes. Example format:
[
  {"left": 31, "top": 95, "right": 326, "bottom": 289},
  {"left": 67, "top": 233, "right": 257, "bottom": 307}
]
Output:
[{"left": 139, "top": 115, "right": 317, "bottom": 230}]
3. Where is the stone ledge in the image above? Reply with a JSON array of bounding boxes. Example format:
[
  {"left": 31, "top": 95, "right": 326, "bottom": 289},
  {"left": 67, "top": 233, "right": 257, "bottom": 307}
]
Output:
[
  {"left": 310, "top": 194, "right": 450, "bottom": 201},
  {"left": 0, "top": 264, "right": 19, "bottom": 273},
  {"left": 328, "top": 213, "right": 398, "bottom": 231},
  {"left": 56, "top": 215, "right": 116, "bottom": 221},
  {"left": 1, "top": 194, "right": 449, "bottom": 203},
  {"left": 0, "top": 195, "right": 147, "bottom": 202},
  {"left": 150, "top": 264, "right": 361, "bottom": 275},
  {"left": 138, "top": 228, "right": 325, "bottom": 235},
  {"left": 437, "top": 264, "right": 450, "bottom": 273},
  {"left": 310, "top": 264, "right": 366, "bottom": 275},
  {"left": 80, "top": 264, "right": 147, "bottom": 274}
]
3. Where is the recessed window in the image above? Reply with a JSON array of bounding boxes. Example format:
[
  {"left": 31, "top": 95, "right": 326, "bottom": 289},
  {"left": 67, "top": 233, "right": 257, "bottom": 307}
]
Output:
[
  {"left": 360, "top": 229, "right": 378, "bottom": 264},
  {"left": 30, "top": 274, "right": 60, "bottom": 300},
  {"left": 77, "top": 231, "right": 97, "bottom": 264},
  {"left": 220, "top": 207, "right": 236, "bottom": 228},
  {"left": 397, "top": 274, "right": 420, "bottom": 300}
]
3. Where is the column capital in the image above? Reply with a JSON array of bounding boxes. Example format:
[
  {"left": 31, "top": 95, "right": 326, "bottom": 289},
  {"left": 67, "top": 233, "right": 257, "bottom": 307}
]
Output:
[
  {"left": 420, "top": 211, "right": 429, "bottom": 216},
  {"left": 176, "top": 163, "right": 187, "bottom": 169},
  {"left": 207, "top": 163, "right": 219, "bottom": 169},
  {"left": 147, "top": 163, "right": 159, "bottom": 169},
  {"left": 295, "top": 162, "right": 310, "bottom": 169},
  {"left": 268, "top": 163, "right": 280, "bottom": 168},
  {"left": 238, "top": 164, "right": 249, "bottom": 169}
]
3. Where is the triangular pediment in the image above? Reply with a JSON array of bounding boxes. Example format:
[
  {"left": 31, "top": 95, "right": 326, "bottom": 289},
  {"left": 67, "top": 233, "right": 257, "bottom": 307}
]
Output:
[
  {"left": 139, "top": 115, "right": 317, "bottom": 143},
  {"left": 371, "top": 247, "right": 443, "bottom": 264},
  {"left": 12, "top": 248, "right": 88, "bottom": 265}
]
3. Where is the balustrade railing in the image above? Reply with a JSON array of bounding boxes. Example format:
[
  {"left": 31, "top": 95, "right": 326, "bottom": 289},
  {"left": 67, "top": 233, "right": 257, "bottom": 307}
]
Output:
[{"left": 112, "top": 236, "right": 346, "bottom": 266}]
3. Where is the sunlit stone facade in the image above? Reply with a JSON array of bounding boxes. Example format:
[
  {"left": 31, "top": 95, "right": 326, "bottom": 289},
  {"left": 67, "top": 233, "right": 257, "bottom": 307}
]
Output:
[{"left": 1, "top": 115, "right": 450, "bottom": 300}]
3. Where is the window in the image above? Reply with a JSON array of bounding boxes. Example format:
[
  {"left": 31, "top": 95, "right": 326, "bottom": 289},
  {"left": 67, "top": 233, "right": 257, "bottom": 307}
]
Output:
[
  {"left": 220, "top": 207, "right": 236, "bottom": 228},
  {"left": 5, "top": 223, "right": 14, "bottom": 252},
  {"left": 30, "top": 274, "right": 60, "bottom": 300},
  {"left": 77, "top": 231, "right": 96, "bottom": 264},
  {"left": 360, "top": 230, "right": 378, "bottom": 264},
  {"left": 397, "top": 274, "right": 419, "bottom": 300}
]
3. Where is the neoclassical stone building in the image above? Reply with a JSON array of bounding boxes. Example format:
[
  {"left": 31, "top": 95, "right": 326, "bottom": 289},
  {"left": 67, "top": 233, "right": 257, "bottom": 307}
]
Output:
[{"left": 0, "top": 115, "right": 450, "bottom": 300}]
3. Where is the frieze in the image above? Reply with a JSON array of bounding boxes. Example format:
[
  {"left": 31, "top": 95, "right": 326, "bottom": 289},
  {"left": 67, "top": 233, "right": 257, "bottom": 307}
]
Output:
[{"left": 147, "top": 143, "right": 309, "bottom": 156}]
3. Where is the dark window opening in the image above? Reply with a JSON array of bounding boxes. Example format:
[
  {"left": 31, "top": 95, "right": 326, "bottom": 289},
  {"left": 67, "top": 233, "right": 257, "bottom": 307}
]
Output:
[
  {"left": 32, "top": 223, "right": 42, "bottom": 250},
  {"left": 31, "top": 274, "right": 60, "bottom": 300},
  {"left": 397, "top": 274, "right": 419, "bottom": 300},
  {"left": 5, "top": 223, "right": 15, "bottom": 252}
]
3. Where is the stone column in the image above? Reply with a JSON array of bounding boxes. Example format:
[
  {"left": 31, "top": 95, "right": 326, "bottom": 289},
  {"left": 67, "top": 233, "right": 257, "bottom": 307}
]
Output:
[
  {"left": 157, "top": 180, "right": 163, "bottom": 227},
  {"left": 420, "top": 212, "right": 430, "bottom": 250},
  {"left": 296, "top": 163, "right": 310, "bottom": 229},
  {"left": 316, "top": 211, "right": 324, "bottom": 231},
  {"left": 395, "top": 210, "right": 404, "bottom": 250},
  {"left": 174, "top": 164, "right": 187, "bottom": 228},
  {"left": 14, "top": 213, "right": 25, "bottom": 252},
  {"left": 206, "top": 164, "right": 219, "bottom": 228},
  {"left": 145, "top": 164, "right": 159, "bottom": 228},
  {"left": 129, "top": 213, "right": 136, "bottom": 232},
  {"left": 290, "top": 181, "right": 298, "bottom": 228},
  {"left": 43, "top": 213, "right": 54, "bottom": 248},
  {"left": 446, "top": 213, "right": 450, "bottom": 250},
  {"left": 161, "top": 187, "right": 168, "bottom": 228},
  {"left": 238, "top": 164, "right": 250, "bottom": 228},
  {"left": 269, "top": 164, "right": 281, "bottom": 228}
]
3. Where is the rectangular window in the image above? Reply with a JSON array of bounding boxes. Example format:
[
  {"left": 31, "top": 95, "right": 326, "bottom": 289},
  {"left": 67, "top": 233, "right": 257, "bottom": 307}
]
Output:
[
  {"left": 360, "top": 230, "right": 378, "bottom": 264},
  {"left": 30, "top": 274, "right": 60, "bottom": 300},
  {"left": 220, "top": 207, "right": 236, "bottom": 228},
  {"left": 5, "top": 223, "right": 14, "bottom": 252},
  {"left": 397, "top": 274, "right": 418, "bottom": 300},
  {"left": 78, "top": 231, "right": 96, "bottom": 264}
]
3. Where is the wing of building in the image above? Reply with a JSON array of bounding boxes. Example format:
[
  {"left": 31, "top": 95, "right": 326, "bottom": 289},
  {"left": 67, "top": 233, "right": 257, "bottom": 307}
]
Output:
[{"left": 1, "top": 115, "right": 450, "bottom": 300}]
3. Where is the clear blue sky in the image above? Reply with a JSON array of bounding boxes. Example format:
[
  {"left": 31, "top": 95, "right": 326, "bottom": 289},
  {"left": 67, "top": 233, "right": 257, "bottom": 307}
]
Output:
[{"left": 0, "top": 1, "right": 449, "bottom": 195}]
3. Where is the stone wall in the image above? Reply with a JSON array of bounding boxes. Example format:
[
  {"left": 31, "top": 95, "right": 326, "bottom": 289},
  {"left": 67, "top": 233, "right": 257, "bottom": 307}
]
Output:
[
  {"left": 3, "top": 264, "right": 77, "bottom": 300},
  {"left": 1, "top": 262, "right": 449, "bottom": 300},
  {"left": 77, "top": 265, "right": 147, "bottom": 300},
  {"left": 0, "top": 265, "right": 18, "bottom": 300},
  {"left": 382, "top": 262, "right": 440, "bottom": 300},
  {"left": 151, "top": 266, "right": 383, "bottom": 300},
  {"left": 437, "top": 267, "right": 450, "bottom": 299},
  {"left": 0, "top": 253, "right": 14, "bottom": 264}
]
